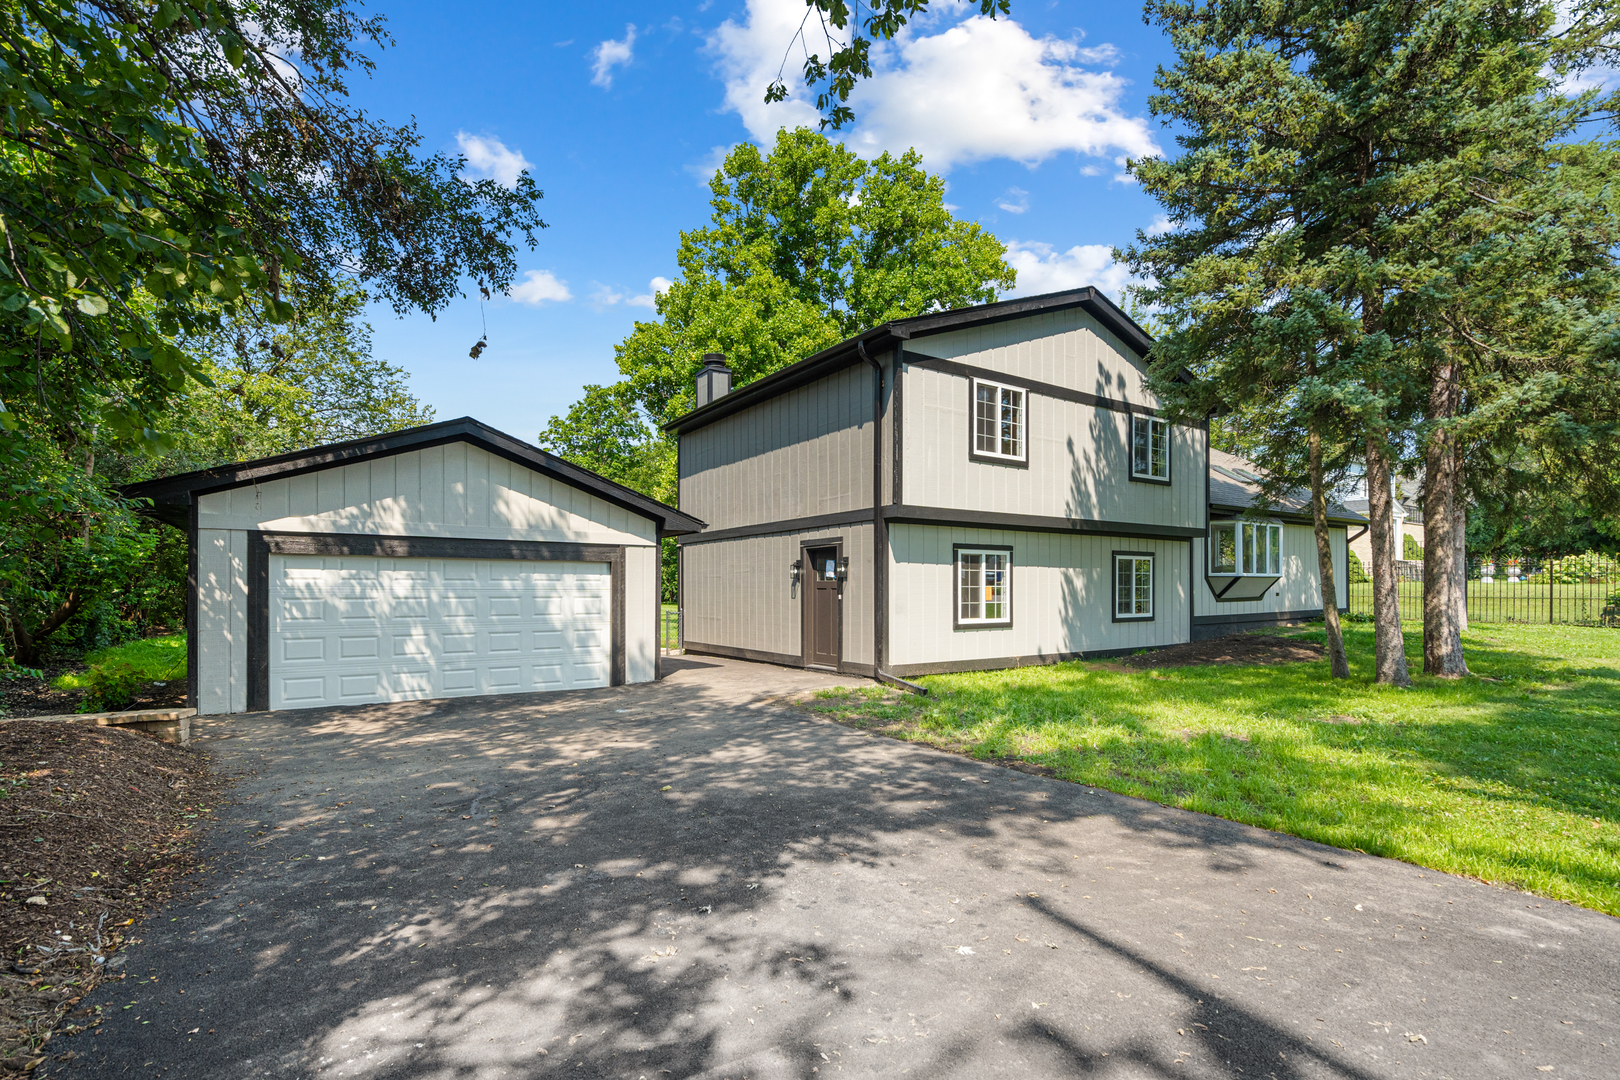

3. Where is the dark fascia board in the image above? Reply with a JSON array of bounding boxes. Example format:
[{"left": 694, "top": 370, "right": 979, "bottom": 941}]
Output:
[
  {"left": 664, "top": 288, "right": 1165, "bottom": 436},
  {"left": 1208, "top": 500, "right": 1366, "bottom": 527},
  {"left": 121, "top": 416, "right": 707, "bottom": 537}
]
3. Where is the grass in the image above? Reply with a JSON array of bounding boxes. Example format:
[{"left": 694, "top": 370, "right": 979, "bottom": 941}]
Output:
[
  {"left": 805, "top": 623, "right": 1620, "bottom": 916},
  {"left": 51, "top": 634, "right": 187, "bottom": 692}
]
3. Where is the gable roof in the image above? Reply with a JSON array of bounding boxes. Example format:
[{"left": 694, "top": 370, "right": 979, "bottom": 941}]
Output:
[
  {"left": 1209, "top": 447, "right": 1365, "bottom": 526},
  {"left": 664, "top": 287, "right": 1156, "bottom": 436},
  {"left": 123, "top": 416, "right": 706, "bottom": 537}
]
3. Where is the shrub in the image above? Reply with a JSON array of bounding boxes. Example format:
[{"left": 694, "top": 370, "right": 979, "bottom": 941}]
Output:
[
  {"left": 1402, "top": 533, "right": 1425, "bottom": 561},
  {"left": 1522, "top": 551, "right": 1620, "bottom": 585},
  {"left": 1348, "top": 549, "right": 1370, "bottom": 583},
  {"left": 78, "top": 660, "right": 148, "bottom": 712}
]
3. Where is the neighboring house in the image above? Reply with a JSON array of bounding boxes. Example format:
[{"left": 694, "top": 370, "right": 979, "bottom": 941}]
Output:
[
  {"left": 1341, "top": 476, "right": 1423, "bottom": 570},
  {"left": 127, "top": 418, "right": 703, "bottom": 715},
  {"left": 668, "top": 288, "right": 1364, "bottom": 679}
]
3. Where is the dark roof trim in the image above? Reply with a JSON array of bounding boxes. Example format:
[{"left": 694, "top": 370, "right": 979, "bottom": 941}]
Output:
[
  {"left": 122, "top": 417, "right": 706, "bottom": 537},
  {"left": 665, "top": 287, "right": 1156, "bottom": 435},
  {"left": 1208, "top": 500, "right": 1366, "bottom": 527}
]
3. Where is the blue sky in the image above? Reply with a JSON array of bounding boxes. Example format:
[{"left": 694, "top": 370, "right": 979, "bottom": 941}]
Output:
[{"left": 351, "top": 0, "right": 1181, "bottom": 440}]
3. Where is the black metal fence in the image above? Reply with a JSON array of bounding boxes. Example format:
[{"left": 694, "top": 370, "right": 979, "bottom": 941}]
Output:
[
  {"left": 660, "top": 606, "right": 682, "bottom": 652},
  {"left": 1347, "top": 554, "right": 1620, "bottom": 625}
]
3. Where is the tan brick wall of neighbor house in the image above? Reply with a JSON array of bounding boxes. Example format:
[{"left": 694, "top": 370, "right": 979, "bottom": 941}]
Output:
[{"left": 1349, "top": 518, "right": 1424, "bottom": 570}]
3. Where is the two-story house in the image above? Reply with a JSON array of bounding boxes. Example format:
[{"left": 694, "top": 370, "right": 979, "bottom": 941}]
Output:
[{"left": 667, "top": 288, "right": 1361, "bottom": 679}]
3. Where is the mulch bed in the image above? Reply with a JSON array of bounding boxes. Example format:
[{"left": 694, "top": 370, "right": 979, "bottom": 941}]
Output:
[
  {"left": 1118, "top": 631, "right": 1325, "bottom": 670},
  {"left": 0, "top": 721, "right": 221, "bottom": 1072},
  {"left": 0, "top": 668, "right": 185, "bottom": 720}
]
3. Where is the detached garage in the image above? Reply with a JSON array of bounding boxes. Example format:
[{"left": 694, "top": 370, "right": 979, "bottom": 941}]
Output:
[{"left": 127, "top": 418, "right": 703, "bottom": 715}]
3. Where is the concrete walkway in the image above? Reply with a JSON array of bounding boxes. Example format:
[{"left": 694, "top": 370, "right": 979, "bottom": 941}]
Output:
[{"left": 58, "top": 656, "right": 1619, "bottom": 1079}]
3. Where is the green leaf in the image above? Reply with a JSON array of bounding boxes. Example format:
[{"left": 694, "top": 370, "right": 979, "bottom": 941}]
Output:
[{"left": 75, "top": 295, "right": 109, "bottom": 317}]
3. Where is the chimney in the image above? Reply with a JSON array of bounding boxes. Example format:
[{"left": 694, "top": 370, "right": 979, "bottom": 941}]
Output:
[{"left": 695, "top": 352, "right": 732, "bottom": 408}]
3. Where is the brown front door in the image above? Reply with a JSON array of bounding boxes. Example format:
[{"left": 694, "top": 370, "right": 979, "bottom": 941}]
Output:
[{"left": 803, "top": 545, "right": 841, "bottom": 669}]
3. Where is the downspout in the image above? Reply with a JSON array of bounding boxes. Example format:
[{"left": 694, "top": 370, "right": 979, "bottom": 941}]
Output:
[{"left": 857, "top": 339, "right": 925, "bottom": 695}]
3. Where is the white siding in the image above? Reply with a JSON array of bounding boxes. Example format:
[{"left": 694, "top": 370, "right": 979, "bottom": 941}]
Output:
[
  {"left": 887, "top": 524, "right": 1190, "bottom": 672},
  {"left": 197, "top": 528, "right": 249, "bottom": 715},
  {"left": 681, "top": 523, "right": 874, "bottom": 669},
  {"left": 1192, "top": 523, "right": 1347, "bottom": 617},
  {"left": 902, "top": 364, "right": 1202, "bottom": 528},
  {"left": 196, "top": 442, "right": 655, "bottom": 546},
  {"left": 625, "top": 544, "right": 658, "bottom": 684}
]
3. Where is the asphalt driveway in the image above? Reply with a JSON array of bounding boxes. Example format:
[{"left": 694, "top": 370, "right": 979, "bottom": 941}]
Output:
[{"left": 59, "top": 656, "right": 1619, "bottom": 1079}]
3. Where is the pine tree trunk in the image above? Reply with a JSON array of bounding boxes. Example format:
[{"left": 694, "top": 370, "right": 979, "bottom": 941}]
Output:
[
  {"left": 1366, "top": 433, "right": 1411, "bottom": 686},
  {"left": 1310, "top": 424, "right": 1350, "bottom": 678},
  {"left": 1453, "top": 445, "right": 1468, "bottom": 635},
  {"left": 1423, "top": 363, "right": 1468, "bottom": 676}
]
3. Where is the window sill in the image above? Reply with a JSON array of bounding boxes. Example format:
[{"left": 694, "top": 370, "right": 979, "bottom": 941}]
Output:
[
  {"left": 1128, "top": 471, "right": 1172, "bottom": 486},
  {"left": 968, "top": 449, "right": 1029, "bottom": 469}
]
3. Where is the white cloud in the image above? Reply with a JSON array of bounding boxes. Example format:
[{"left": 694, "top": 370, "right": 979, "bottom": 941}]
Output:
[
  {"left": 628, "top": 276, "right": 674, "bottom": 308},
  {"left": 592, "top": 25, "right": 637, "bottom": 88},
  {"left": 508, "top": 270, "right": 572, "bottom": 305},
  {"left": 1004, "top": 240, "right": 1135, "bottom": 302},
  {"left": 709, "top": 0, "right": 1158, "bottom": 171},
  {"left": 456, "top": 133, "right": 532, "bottom": 188},
  {"left": 996, "top": 187, "right": 1029, "bottom": 214},
  {"left": 685, "top": 144, "right": 736, "bottom": 183},
  {"left": 1145, "top": 214, "right": 1176, "bottom": 236},
  {"left": 589, "top": 283, "right": 625, "bottom": 309}
]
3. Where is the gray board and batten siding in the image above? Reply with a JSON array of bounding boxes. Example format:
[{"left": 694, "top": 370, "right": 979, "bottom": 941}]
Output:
[
  {"left": 682, "top": 523, "right": 877, "bottom": 674},
  {"left": 679, "top": 357, "right": 888, "bottom": 531},
  {"left": 886, "top": 524, "right": 1190, "bottom": 676},
  {"left": 897, "top": 305, "right": 1204, "bottom": 534}
]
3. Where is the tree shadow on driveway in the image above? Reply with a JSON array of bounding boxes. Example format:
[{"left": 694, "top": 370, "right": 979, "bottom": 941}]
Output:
[{"left": 59, "top": 658, "right": 1620, "bottom": 1079}]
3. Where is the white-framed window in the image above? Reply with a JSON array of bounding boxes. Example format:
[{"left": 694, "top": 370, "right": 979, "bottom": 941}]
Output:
[
  {"left": 1114, "top": 554, "right": 1154, "bottom": 619},
  {"left": 1209, "top": 521, "right": 1282, "bottom": 575},
  {"left": 1131, "top": 415, "right": 1170, "bottom": 480},
  {"left": 972, "top": 378, "right": 1026, "bottom": 462},
  {"left": 956, "top": 547, "right": 1011, "bottom": 625}
]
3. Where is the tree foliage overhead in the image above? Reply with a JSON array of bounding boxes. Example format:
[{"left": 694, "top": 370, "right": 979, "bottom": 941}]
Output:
[
  {"left": 766, "top": 1, "right": 1010, "bottom": 129},
  {"left": 541, "top": 127, "right": 1014, "bottom": 507},
  {"left": 0, "top": 0, "right": 542, "bottom": 452}
]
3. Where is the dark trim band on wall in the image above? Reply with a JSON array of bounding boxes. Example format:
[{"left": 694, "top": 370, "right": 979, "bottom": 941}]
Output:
[
  {"left": 685, "top": 641, "right": 877, "bottom": 680},
  {"left": 890, "top": 642, "right": 1177, "bottom": 678},
  {"left": 244, "top": 532, "right": 629, "bottom": 712},
  {"left": 907, "top": 353, "right": 1169, "bottom": 420},
  {"left": 1192, "top": 608, "right": 1330, "bottom": 627},
  {"left": 186, "top": 502, "right": 199, "bottom": 710},
  {"left": 1190, "top": 608, "right": 1341, "bottom": 642},
  {"left": 886, "top": 504, "right": 1203, "bottom": 540},
  {"left": 676, "top": 508, "right": 876, "bottom": 545},
  {"left": 892, "top": 344, "right": 904, "bottom": 506}
]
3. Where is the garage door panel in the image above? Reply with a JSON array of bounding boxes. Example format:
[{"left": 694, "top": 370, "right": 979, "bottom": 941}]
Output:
[
  {"left": 269, "top": 554, "right": 612, "bottom": 710},
  {"left": 280, "top": 637, "right": 326, "bottom": 662}
]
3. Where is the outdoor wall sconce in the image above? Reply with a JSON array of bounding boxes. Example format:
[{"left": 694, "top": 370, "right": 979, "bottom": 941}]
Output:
[
  {"left": 790, "top": 558, "right": 802, "bottom": 599},
  {"left": 836, "top": 556, "right": 849, "bottom": 599}
]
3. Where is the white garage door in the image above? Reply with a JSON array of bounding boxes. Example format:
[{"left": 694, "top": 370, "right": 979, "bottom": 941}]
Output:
[{"left": 270, "top": 554, "right": 611, "bottom": 710}]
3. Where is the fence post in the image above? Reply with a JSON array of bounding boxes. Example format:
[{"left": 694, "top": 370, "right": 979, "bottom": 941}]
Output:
[{"left": 1549, "top": 554, "right": 1556, "bottom": 625}]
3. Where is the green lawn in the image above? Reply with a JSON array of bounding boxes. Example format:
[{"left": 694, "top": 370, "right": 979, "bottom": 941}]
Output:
[
  {"left": 806, "top": 623, "right": 1620, "bottom": 915},
  {"left": 51, "top": 634, "right": 187, "bottom": 692}
]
